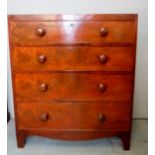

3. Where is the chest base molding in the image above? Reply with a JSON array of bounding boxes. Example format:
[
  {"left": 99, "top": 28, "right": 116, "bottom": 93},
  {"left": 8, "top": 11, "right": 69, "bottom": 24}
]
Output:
[{"left": 17, "top": 129, "right": 131, "bottom": 150}]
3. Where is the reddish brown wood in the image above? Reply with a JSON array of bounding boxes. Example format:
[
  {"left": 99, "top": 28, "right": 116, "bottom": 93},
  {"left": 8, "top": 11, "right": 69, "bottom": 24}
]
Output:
[
  {"left": 98, "top": 113, "right": 106, "bottom": 123},
  {"left": 9, "top": 14, "right": 136, "bottom": 21},
  {"left": 119, "top": 131, "right": 131, "bottom": 151},
  {"left": 17, "top": 102, "right": 130, "bottom": 130},
  {"left": 37, "top": 54, "right": 47, "bottom": 64},
  {"left": 39, "top": 112, "right": 49, "bottom": 121},
  {"left": 36, "top": 28, "right": 46, "bottom": 37},
  {"left": 14, "top": 73, "right": 133, "bottom": 102},
  {"left": 8, "top": 14, "right": 138, "bottom": 150},
  {"left": 19, "top": 129, "right": 123, "bottom": 141},
  {"left": 38, "top": 83, "right": 48, "bottom": 92},
  {"left": 13, "top": 46, "right": 135, "bottom": 72},
  {"left": 10, "top": 21, "right": 135, "bottom": 46},
  {"left": 100, "top": 27, "right": 108, "bottom": 37},
  {"left": 99, "top": 54, "right": 108, "bottom": 63},
  {"left": 16, "top": 131, "right": 26, "bottom": 148}
]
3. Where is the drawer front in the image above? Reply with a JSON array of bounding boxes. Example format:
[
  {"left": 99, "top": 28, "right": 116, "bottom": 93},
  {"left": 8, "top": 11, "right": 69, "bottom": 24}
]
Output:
[
  {"left": 13, "top": 47, "right": 134, "bottom": 72},
  {"left": 15, "top": 73, "right": 132, "bottom": 102},
  {"left": 17, "top": 102, "right": 130, "bottom": 130},
  {"left": 10, "top": 21, "right": 135, "bottom": 45}
]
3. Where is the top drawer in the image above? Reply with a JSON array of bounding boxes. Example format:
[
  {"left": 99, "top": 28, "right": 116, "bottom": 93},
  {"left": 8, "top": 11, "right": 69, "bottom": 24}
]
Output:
[{"left": 10, "top": 21, "right": 136, "bottom": 46}]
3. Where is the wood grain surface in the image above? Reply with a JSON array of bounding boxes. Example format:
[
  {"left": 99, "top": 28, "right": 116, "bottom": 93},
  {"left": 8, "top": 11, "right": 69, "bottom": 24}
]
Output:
[
  {"left": 17, "top": 102, "right": 130, "bottom": 130},
  {"left": 10, "top": 21, "right": 135, "bottom": 46},
  {"left": 8, "top": 14, "right": 138, "bottom": 150},
  {"left": 13, "top": 46, "right": 135, "bottom": 71},
  {"left": 15, "top": 73, "right": 133, "bottom": 102}
]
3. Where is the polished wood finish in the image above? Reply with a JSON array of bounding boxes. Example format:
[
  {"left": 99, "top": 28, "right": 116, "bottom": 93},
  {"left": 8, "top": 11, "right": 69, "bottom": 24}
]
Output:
[
  {"left": 99, "top": 54, "right": 108, "bottom": 63},
  {"left": 100, "top": 27, "right": 108, "bottom": 37},
  {"left": 37, "top": 54, "right": 47, "bottom": 64},
  {"left": 12, "top": 47, "right": 135, "bottom": 72},
  {"left": 9, "top": 14, "right": 136, "bottom": 21},
  {"left": 17, "top": 102, "right": 130, "bottom": 130},
  {"left": 36, "top": 28, "right": 46, "bottom": 37},
  {"left": 8, "top": 14, "right": 137, "bottom": 150},
  {"left": 15, "top": 73, "right": 132, "bottom": 102},
  {"left": 98, "top": 113, "right": 106, "bottom": 123},
  {"left": 10, "top": 21, "right": 135, "bottom": 46},
  {"left": 39, "top": 112, "right": 49, "bottom": 122}
]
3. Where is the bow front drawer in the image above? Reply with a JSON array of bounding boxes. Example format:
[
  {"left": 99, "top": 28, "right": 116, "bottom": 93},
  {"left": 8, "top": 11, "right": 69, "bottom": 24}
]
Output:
[
  {"left": 10, "top": 21, "right": 135, "bottom": 45},
  {"left": 15, "top": 73, "right": 132, "bottom": 102},
  {"left": 17, "top": 102, "right": 130, "bottom": 130}
]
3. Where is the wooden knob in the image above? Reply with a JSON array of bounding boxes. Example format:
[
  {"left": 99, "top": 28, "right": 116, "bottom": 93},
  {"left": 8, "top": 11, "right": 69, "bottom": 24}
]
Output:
[
  {"left": 36, "top": 28, "right": 45, "bottom": 37},
  {"left": 99, "top": 54, "right": 107, "bottom": 63},
  {"left": 40, "top": 113, "right": 49, "bottom": 121},
  {"left": 98, "top": 114, "right": 106, "bottom": 123},
  {"left": 39, "top": 83, "right": 48, "bottom": 92},
  {"left": 37, "top": 55, "right": 47, "bottom": 64},
  {"left": 100, "top": 27, "right": 108, "bottom": 37},
  {"left": 98, "top": 83, "right": 106, "bottom": 92}
]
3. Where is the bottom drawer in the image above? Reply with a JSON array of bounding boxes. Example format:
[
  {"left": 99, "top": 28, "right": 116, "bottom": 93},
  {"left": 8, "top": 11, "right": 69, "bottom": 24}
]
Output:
[{"left": 17, "top": 102, "right": 131, "bottom": 131}]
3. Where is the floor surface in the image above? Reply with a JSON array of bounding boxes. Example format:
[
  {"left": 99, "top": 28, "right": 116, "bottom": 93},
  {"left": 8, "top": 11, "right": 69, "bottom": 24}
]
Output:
[{"left": 8, "top": 119, "right": 147, "bottom": 155}]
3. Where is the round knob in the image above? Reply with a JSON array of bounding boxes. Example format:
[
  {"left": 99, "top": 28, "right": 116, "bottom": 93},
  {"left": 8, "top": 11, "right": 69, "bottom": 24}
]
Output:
[
  {"left": 99, "top": 54, "right": 107, "bottom": 63},
  {"left": 98, "top": 114, "right": 106, "bottom": 123},
  {"left": 37, "top": 55, "right": 47, "bottom": 64},
  {"left": 100, "top": 27, "right": 108, "bottom": 37},
  {"left": 40, "top": 113, "right": 49, "bottom": 121},
  {"left": 98, "top": 83, "right": 106, "bottom": 92},
  {"left": 36, "top": 28, "right": 46, "bottom": 37},
  {"left": 39, "top": 83, "right": 48, "bottom": 92}
]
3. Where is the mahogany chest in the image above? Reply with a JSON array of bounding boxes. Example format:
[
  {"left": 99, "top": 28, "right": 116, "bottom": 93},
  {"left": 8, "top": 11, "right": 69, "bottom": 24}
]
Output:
[{"left": 8, "top": 14, "right": 137, "bottom": 150}]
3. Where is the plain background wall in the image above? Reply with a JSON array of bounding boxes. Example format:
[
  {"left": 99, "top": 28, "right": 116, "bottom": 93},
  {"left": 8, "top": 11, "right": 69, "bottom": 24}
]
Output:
[{"left": 7, "top": 0, "right": 148, "bottom": 118}]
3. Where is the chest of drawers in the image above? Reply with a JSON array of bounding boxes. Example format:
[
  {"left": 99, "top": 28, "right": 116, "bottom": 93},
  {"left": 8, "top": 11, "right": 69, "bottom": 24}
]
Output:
[{"left": 8, "top": 14, "right": 137, "bottom": 150}]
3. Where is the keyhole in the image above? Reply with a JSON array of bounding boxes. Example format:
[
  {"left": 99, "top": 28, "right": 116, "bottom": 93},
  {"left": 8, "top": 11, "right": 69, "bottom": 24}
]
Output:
[
  {"left": 68, "top": 47, "right": 74, "bottom": 52},
  {"left": 70, "top": 23, "right": 75, "bottom": 27}
]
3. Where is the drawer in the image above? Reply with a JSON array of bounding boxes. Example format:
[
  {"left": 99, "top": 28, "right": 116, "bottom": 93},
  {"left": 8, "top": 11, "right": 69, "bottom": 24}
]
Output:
[
  {"left": 17, "top": 102, "right": 130, "bottom": 130},
  {"left": 15, "top": 73, "right": 132, "bottom": 102},
  {"left": 10, "top": 21, "right": 135, "bottom": 45},
  {"left": 13, "top": 46, "right": 135, "bottom": 72}
]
